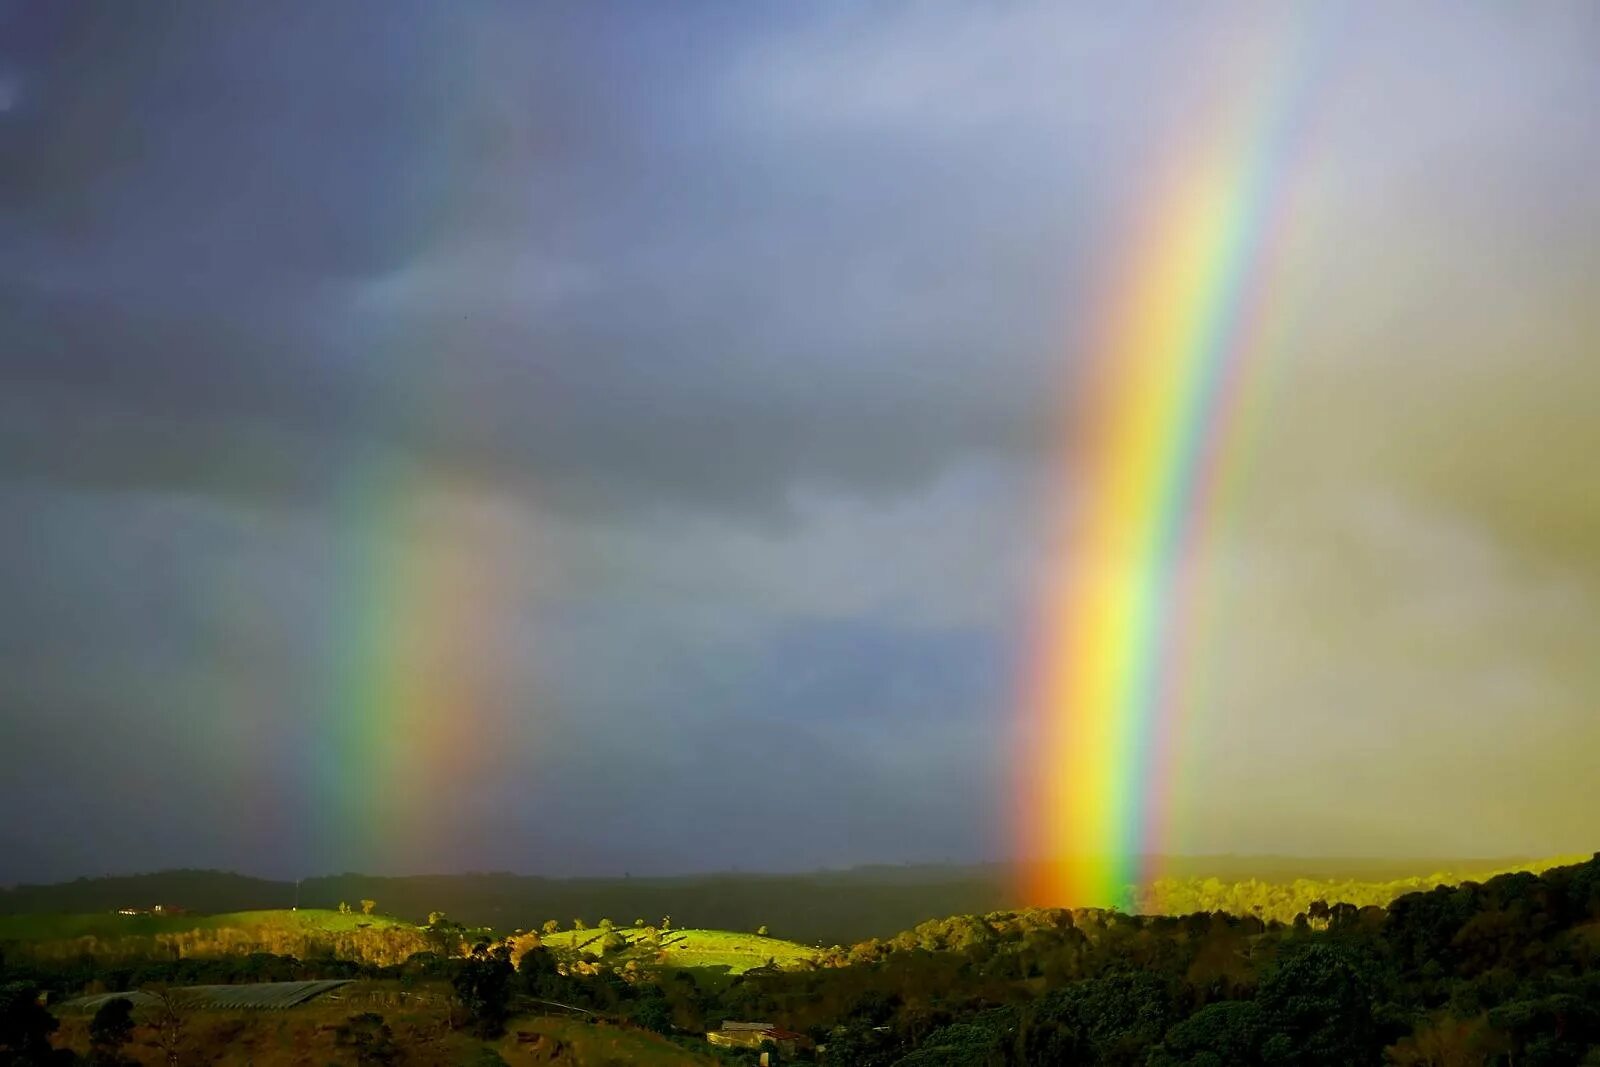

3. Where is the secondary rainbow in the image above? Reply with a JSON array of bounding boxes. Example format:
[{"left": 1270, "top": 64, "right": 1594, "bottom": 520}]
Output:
[
  {"left": 304, "top": 26, "right": 533, "bottom": 872},
  {"left": 1018, "top": 20, "right": 1324, "bottom": 909}
]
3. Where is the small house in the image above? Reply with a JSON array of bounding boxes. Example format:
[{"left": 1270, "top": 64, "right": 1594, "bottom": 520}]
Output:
[{"left": 707, "top": 1021, "right": 810, "bottom": 1058}]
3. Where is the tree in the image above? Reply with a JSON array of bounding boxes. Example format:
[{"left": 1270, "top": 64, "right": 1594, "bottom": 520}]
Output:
[
  {"left": 339, "top": 900, "right": 351, "bottom": 914},
  {"left": 542, "top": 919, "right": 560, "bottom": 935},
  {"left": 506, "top": 931, "right": 543, "bottom": 969},
  {"left": 0, "top": 982, "right": 70, "bottom": 1065},
  {"left": 518, "top": 945, "right": 569, "bottom": 1001},
  {"left": 88, "top": 996, "right": 136, "bottom": 1065},
  {"left": 598, "top": 918, "right": 615, "bottom": 930},
  {"left": 146, "top": 985, "right": 196, "bottom": 1067},
  {"left": 633, "top": 994, "right": 672, "bottom": 1035},
  {"left": 757, "top": 925, "right": 769, "bottom": 937},
  {"left": 1019, "top": 971, "right": 1174, "bottom": 1065},
  {"left": 360, "top": 899, "right": 377, "bottom": 916},
  {"left": 452, "top": 943, "right": 515, "bottom": 1038},
  {"left": 1148, "top": 1001, "right": 1265, "bottom": 1067},
  {"left": 334, "top": 1012, "right": 399, "bottom": 1066},
  {"left": 573, "top": 918, "right": 588, "bottom": 931},
  {"left": 1253, "top": 941, "right": 1382, "bottom": 1065},
  {"left": 896, "top": 1018, "right": 1010, "bottom": 1066},
  {"left": 425, "top": 913, "right": 466, "bottom": 957},
  {"left": 822, "top": 1022, "right": 904, "bottom": 1067}
]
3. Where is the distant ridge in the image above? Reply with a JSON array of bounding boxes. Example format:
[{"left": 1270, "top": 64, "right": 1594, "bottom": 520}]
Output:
[
  {"left": 0, "top": 866, "right": 1010, "bottom": 944},
  {"left": 0, "top": 869, "right": 295, "bottom": 915}
]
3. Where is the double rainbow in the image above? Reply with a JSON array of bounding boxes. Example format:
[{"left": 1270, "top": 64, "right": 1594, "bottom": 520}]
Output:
[{"left": 1019, "top": 19, "right": 1324, "bottom": 908}]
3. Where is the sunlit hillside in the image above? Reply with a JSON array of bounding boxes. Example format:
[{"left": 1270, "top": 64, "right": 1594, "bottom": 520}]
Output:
[
  {"left": 538, "top": 925, "right": 815, "bottom": 976},
  {"left": 0, "top": 908, "right": 430, "bottom": 968},
  {"left": 1139, "top": 853, "right": 1591, "bottom": 923}
]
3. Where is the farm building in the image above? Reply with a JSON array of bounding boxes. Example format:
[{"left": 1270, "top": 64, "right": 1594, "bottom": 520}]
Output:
[
  {"left": 707, "top": 1021, "right": 810, "bottom": 1057},
  {"left": 113, "top": 903, "right": 189, "bottom": 916}
]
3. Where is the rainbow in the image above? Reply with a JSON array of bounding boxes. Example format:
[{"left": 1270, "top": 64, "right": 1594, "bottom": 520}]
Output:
[
  {"left": 317, "top": 449, "right": 514, "bottom": 872},
  {"left": 1018, "top": 18, "right": 1326, "bottom": 909},
  {"left": 305, "top": 26, "right": 526, "bottom": 872}
]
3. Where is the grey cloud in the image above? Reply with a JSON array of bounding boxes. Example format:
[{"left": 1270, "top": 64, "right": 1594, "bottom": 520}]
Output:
[{"left": 3, "top": 1, "right": 1598, "bottom": 880}]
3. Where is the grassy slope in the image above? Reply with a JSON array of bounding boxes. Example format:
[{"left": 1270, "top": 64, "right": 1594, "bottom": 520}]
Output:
[
  {"left": 0, "top": 907, "right": 414, "bottom": 942},
  {"left": 542, "top": 927, "right": 814, "bottom": 973},
  {"left": 1, "top": 908, "right": 811, "bottom": 977},
  {"left": 49, "top": 981, "right": 715, "bottom": 1066}
]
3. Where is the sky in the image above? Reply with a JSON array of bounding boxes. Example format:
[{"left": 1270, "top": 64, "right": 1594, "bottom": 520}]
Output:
[{"left": 2, "top": 2, "right": 1597, "bottom": 883}]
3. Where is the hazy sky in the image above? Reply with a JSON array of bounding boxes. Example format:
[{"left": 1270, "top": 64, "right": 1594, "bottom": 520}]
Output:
[{"left": 3, "top": 2, "right": 1597, "bottom": 882}]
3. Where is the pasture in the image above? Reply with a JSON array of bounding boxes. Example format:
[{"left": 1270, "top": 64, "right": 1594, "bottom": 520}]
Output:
[
  {"left": 0, "top": 908, "right": 432, "bottom": 968},
  {"left": 48, "top": 979, "right": 717, "bottom": 1065},
  {"left": 0, "top": 907, "right": 413, "bottom": 941},
  {"left": 541, "top": 926, "right": 815, "bottom": 974}
]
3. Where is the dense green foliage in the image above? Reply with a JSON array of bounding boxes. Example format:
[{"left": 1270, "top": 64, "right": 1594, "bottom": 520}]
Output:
[
  {"left": 1142, "top": 855, "right": 1586, "bottom": 925},
  {"left": 451, "top": 942, "right": 516, "bottom": 1037},
  {"left": 1, "top": 980, "right": 72, "bottom": 1064},
  {"left": 6, "top": 854, "right": 1600, "bottom": 1063},
  {"left": 737, "top": 853, "right": 1600, "bottom": 1065},
  {"left": 84, "top": 996, "right": 133, "bottom": 1065}
]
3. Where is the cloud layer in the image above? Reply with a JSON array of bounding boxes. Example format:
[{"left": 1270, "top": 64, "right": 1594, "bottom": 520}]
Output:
[{"left": 2, "top": 2, "right": 1597, "bottom": 880}]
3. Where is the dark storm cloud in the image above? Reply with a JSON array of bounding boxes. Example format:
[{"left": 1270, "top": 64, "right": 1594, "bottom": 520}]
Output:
[
  {"left": 3, "top": 1, "right": 1599, "bottom": 881},
  {"left": 0, "top": 4, "right": 447, "bottom": 278},
  {"left": 1, "top": 1, "right": 1083, "bottom": 522}
]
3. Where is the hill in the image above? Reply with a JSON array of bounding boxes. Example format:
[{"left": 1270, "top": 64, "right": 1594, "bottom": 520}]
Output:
[
  {"left": 0, "top": 869, "right": 293, "bottom": 916},
  {"left": 0, "top": 907, "right": 413, "bottom": 942},
  {"left": 3, "top": 855, "right": 1584, "bottom": 946},
  {"left": 0, "top": 866, "right": 1004, "bottom": 946},
  {"left": 0, "top": 908, "right": 431, "bottom": 968},
  {"left": 0, "top": 908, "right": 817, "bottom": 983},
  {"left": 7, "top": 855, "right": 1600, "bottom": 1064},
  {"left": 1138, "top": 852, "right": 1590, "bottom": 924},
  {"left": 542, "top": 926, "right": 815, "bottom": 975},
  {"left": 47, "top": 979, "right": 718, "bottom": 1065}
]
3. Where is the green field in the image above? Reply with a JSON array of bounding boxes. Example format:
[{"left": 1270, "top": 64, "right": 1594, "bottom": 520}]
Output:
[
  {"left": 0, "top": 908, "right": 814, "bottom": 978},
  {"left": 0, "top": 907, "right": 414, "bottom": 942},
  {"left": 540, "top": 926, "right": 814, "bottom": 974},
  {"left": 0, "top": 908, "right": 432, "bottom": 968}
]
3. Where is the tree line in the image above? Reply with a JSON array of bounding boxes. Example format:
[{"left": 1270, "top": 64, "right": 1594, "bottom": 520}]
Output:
[{"left": 6, "top": 854, "right": 1599, "bottom": 1064}]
